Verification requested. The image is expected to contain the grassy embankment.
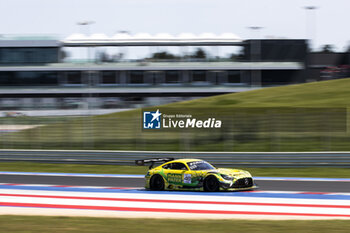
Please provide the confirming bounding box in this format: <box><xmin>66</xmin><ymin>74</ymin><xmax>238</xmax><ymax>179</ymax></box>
<box><xmin>0</xmin><ymin>216</ymin><xmax>350</xmax><ymax>233</ymax></box>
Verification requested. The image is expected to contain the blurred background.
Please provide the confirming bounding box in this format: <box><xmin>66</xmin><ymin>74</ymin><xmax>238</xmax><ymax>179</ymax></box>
<box><xmin>0</xmin><ymin>0</ymin><xmax>349</xmax><ymax>151</ymax></box>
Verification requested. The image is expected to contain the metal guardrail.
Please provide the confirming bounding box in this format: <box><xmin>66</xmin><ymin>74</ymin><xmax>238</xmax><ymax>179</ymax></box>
<box><xmin>0</xmin><ymin>150</ymin><xmax>350</xmax><ymax>167</ymax></box>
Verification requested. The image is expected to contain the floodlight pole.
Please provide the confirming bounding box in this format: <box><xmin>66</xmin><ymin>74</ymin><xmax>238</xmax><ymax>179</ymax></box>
<box><xmin>77</xmin><ymin>21</ymin><xmax>95</xmax><ymax>62</ymax></box>
<box><xmin>247</xmin><ymin>26</ymin><xmax>263</xmax><ymax>39</ymax></box>
<box><xmin>77</xmin><ymin>20</ymin><xmax>95</xmax><ymax>149</ymax></box>
<box><xmin>304</xmin><ymin>6</ymin><xmax>318</xmax><ymax>50</ymax></box>
<box><xmin>77</xmin><ymin>21</ymin><xmax>95</xmax><ymax>35</ymax></box>
<box><xmin>247</xmin><ymin>26</ymin><xmax>263</xmax><ymax>87</ymax></box>
<box><xmin>247</xmin><ymin>26</ymin><xmax>263</xmax><ymax>61</ymax></box>
<box><xmin>116</xmin><ymin>30</ymin><xmax>130</xmax><ymax>60</ymax></box>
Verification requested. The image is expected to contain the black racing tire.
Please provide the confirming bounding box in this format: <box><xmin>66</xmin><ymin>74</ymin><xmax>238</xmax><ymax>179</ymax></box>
<box><xmin>150</xmin><ymin>174</ymin><xmax>165</xmax><ymax>191</ymax></box>
<box><xmin>203</xmin><ymin>175</ymin><xmax>220</xmax><ymax>192</ymax></box>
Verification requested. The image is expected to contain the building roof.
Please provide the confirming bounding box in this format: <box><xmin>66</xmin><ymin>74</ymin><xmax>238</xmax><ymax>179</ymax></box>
<box><xmin>0</xmin><ymin>35</ymin><xmax>60</xmax><ymax>47</ymax></box>
<box><xmin>63</xmin><ymin>33</ymin><xmax>243</xmax><ymax>46</ymax></box>
<box><xmin>0</xmin><ymin>61</ymin><xmax>304</xmax><ymax>71</ymax></box>
<box><xmin>0</xmin><ymin>40</ymin><xmax>60</xmax><ymax>47</ymax></box>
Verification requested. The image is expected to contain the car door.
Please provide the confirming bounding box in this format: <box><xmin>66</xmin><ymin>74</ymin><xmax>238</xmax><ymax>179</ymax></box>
<box><xmin>164</xmin><ymin>162</ymin><xmax>191</xmax><ymax>186</ymax></box>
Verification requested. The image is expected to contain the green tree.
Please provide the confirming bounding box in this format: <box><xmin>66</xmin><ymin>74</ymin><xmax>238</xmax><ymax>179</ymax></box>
<box><xmin>321</xmin><ymin>44</ymin><xmax>335</xmax><ymax>53</ymax></box>
<box><xmin>151</xmin><ymin>51</ymin><xmax>176</xmax><ymax>59</ymax></box>
<box><xmin>192</xmin><ymin>48</ymin><xmax>206</xmax><ymax>59</ymax></box>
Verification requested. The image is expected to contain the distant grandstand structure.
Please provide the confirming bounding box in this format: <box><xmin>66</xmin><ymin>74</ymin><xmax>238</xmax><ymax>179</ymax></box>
<box><xmin>0</xmin><ymin>33</ymin><xmax>346</xmax><ymax>111</ymax></box>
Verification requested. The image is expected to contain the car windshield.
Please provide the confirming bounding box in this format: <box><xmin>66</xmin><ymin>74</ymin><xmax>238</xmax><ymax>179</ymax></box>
<box><xmin>187</xmin><ymin>161</ymin><xmax>215</xmax><ymax>170</ymax></box>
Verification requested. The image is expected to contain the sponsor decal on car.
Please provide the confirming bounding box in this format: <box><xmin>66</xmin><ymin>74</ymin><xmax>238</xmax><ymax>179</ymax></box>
<box><xmin>167</xmin><ymin>173</ymin><xmax>182</xmax><ymax>183</ymax></box>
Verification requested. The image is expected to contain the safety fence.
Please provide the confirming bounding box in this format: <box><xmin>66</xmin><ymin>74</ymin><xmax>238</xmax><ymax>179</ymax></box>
<box><xmin>1</xmin><ymin>150</ymin><xmax>350</xmax><ymax>167</ymax></box>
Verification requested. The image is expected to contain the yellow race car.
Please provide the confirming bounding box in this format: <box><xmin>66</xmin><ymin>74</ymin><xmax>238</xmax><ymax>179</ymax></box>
<box><xmin>135</xmin><ymin>158</ymin><xmax>257</xmax><ymax>192</ymax></box>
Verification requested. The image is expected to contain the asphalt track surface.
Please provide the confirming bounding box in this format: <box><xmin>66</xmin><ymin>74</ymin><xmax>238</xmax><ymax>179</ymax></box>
<box><xmin>1</xmin><ymin>174</ymin><xmax>350</xmax><ymax>192</ymax></box>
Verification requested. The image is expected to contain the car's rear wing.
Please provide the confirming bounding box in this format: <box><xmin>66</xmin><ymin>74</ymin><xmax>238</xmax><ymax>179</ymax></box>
<box><xmin>135</xmin><ymin>158</ymin><xmax>174</xmax><ymax>169</ymax></box>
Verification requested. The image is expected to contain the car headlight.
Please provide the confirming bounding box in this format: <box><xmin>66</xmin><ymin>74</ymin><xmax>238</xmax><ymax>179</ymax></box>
<box><xmin>221</xmin><ymin>174</ymin><xmax>233</xmax><ymax>181</ymax></box>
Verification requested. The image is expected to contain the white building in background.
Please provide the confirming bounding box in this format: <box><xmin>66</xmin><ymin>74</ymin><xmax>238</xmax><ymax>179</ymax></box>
<box><xmin>0</xmin><ymin>33</ymin><xmax>307</xmax><ymax>111</ymax></box>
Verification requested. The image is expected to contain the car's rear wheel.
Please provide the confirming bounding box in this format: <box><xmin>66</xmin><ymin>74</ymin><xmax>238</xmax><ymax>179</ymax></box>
<box><xmin>150</xmin><ymin>175</ymin><xmax>165</xmax><ymax>191</ymax></box>
<box><xmin>204</xmin><ymin>175</ymin><xmax>219</xmax><ymax>192</ymax></box>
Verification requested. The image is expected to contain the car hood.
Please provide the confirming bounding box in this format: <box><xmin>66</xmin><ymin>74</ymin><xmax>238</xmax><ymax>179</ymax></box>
<box><xmin>208</xmin><ymin>168</ymin><xmax>252</xmax><ymax>177</ymax></box>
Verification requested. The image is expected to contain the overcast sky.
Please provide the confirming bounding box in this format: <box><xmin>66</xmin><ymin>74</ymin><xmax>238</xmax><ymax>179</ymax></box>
<box><xmin>0</xmin><ymin>0</ymin><xmax>349</xmax><ymax>55</ymax></box>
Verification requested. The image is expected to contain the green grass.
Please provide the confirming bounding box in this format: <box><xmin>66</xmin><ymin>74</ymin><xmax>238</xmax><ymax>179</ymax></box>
<box><xmin>174</xmin><ymin>78</ymin><xmax>350</xmax><ymax>108</ymax></box>
<box><xmin>0</xmin><ymin>216</ymin><xmax>350</xmax><ymax>233</ymax></box>
<box><xmin>1</xmin><ymin>162</ymin><xmax>350</xmax><ymax>178</ymax></box>
<box><xmin>2</xmin><ymin>78</ymin><xmax>350</xmax><ymax>151</ymax></box>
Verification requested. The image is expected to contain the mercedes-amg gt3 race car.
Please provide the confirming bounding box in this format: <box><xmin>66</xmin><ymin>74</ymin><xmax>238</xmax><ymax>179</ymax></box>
<box><xmin>135</xmin><ymin>158</ymin><xmax>257</xmax><ymax>192</ymax></box>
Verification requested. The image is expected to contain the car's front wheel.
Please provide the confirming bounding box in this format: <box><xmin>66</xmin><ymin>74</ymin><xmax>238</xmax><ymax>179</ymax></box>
<box><xmin>204</xmin><ymin>175</ymin><xmax>219</xmax><ymax>192</ymax></box>
<box><xmin>149</xmin><ymin>175</ymin><xmax>165</xmax><ymax>191</ymax></box>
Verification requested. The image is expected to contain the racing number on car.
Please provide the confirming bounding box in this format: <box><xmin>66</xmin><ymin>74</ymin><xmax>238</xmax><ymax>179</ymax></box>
<box><xmin>183</xmin><ymin>174</ymin><xmax>191</xmax><ymax>184</ymax></box>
